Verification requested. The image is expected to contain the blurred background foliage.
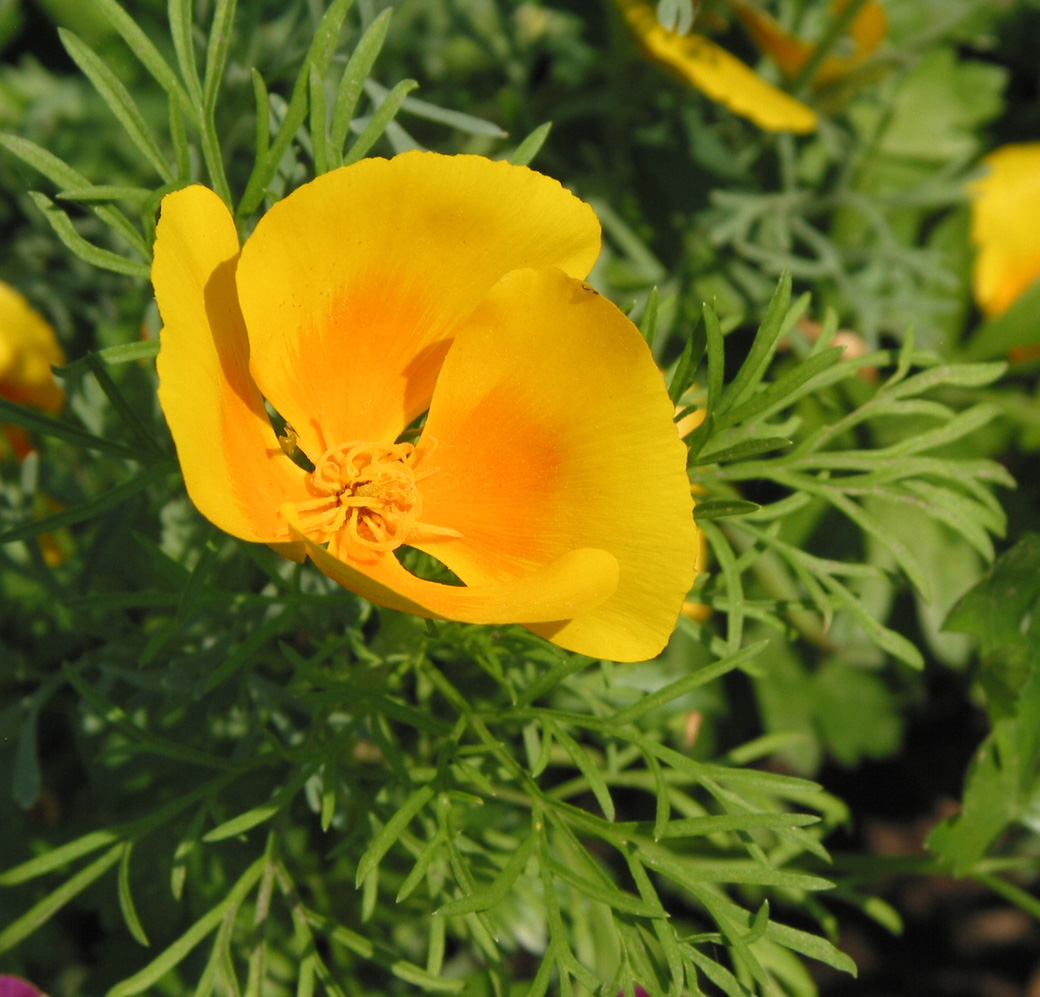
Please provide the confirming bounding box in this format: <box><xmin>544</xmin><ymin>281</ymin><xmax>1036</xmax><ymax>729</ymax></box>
<box><xmin>1</xmin><ymin>0</ymin><xmax>1040</xmax><ymax>994</ymax></box>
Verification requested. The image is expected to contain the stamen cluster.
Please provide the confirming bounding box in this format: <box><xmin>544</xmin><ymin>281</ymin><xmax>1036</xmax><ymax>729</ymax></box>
<box><xmin>289</xmin><ymin>441</ymin><xmax>421</xmax><ymax>560</ymax></box>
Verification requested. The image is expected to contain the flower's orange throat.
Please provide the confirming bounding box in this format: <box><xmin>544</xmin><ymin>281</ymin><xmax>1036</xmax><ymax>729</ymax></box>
<box><xmin>280</xmin><ymin>439</ymin><xmax>457</xmax><ymax>562</ymax></box>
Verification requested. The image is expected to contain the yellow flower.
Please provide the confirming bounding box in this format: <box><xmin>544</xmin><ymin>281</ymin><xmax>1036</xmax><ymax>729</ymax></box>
<box><xmin>969</xmin><ymin>143</ymin><xmax>1040</xmax><ymax>319</ymax></box>
<box><xmin>152</xmin><ymin>152</ymin><xmax>699</xmax><ymax>661</ymax></box>
<box><xmin>731</xmin><ymin>0</ymin><xmax>887</xmax><ymax>89</ymax></box>
<box><xmin>616</xmin><ymin>0</ymin><xmax>887</xmax><ymax>133</ymax></box>
<box><xmin>0</xmin><ymin>281</ymin><xmax>65</xmax><ymax>459</ymax></box>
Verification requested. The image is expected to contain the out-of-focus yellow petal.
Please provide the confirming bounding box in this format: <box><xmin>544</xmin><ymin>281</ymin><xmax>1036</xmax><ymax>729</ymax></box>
<box><xmin>0</xmin><ymin>281</ymin><xmax>64</xmax><ymax>413</ymax></box>
<box><xmin>732</xmin><ymin>0</ymin><xmax>887</xmax><ymax>87</ymax></box>
<box><xmin>153</xmin><ymin>185</ymin><xmax>313</xmax><ymax>541</ymax></box>
<box><xmin>235</xmin><ymin>152</ymin><xmax>602</xmax><ymax>460</ymax></box>
<box><xmin>969</xmin><ymin>143</ymin><xmax>1040</xmax><ymax>318</ymax></box>
<box><xmin>676</xmin><ymin>404</ymin><xmax>706</xmax><ymax>441</ymax></box>
<box><xmin>617</xmin><ymin>0</ymin><xmax>817</xmax><ymax>133</ymax></box>
<box><xmin>410</xmin><ymin>268</ymin><xmax>699</xmax><ymax>662</ymax></box>
<box><xmin>291</xmin><ymin>521</ymin><xmax>619</xmax><ymax>625</ymax></box>
<box><xmin>680</xmin><ymin>521</ymin><xmax>711</xmax><ymax>623</ymax></box>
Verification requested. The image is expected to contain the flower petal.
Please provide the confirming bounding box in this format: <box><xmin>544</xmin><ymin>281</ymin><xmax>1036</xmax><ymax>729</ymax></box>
<box><xmin>290</xmin><ymin>521</ymin><xmax>619</xmax><ymax>625</ymax></box>
<box><xmin>617</xmin><ymin>0</ymin><xmax>817</xmax><ymax>134</ymax></box>
<box><xmin>970</xmin><ymin>143</ymin><xmax>1040</xmax><ymax>318</ymax></box>
<box><xmin>235</xmin><ymin>151</ymin><xmax>602</xmax><ymax>459</ymax></box>
<box><xmin>153</xmin><ymin>185</ymin><xmax>313</xmax><ymax>541</ymax></box>
<box><xmin>0</xmin><ymin>281</ymin><xmax>64</xmax><ymax>412</ymax></box>
<box><xmin>732</xmin><ymin>0</ymin><xmax>887</xmax><ymax>88</ymax></box>
<box><xmin>410</xmin><ymin>268</ymin><xmax>699</xmax><ymax>662</ymax></box>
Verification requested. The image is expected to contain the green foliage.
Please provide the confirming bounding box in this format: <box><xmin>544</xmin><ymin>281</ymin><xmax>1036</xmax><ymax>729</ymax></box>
<box><xmin>929</xmin><ymin>535</ymin><xmax>1040</xmax><ymax>874</ymax></box>
<box><xmin>1</xmin><ymin>0</ymin><xmax>1038</xmax><ymax>994</ymax></box>
<box><xmin>946</xmin><ymin>533</ymin><xmax>1040</xmax><ymax>716</ymax></box>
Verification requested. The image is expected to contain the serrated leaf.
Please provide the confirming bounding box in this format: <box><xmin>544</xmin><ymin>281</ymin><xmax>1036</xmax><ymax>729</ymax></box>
<box><xmin>945</xmin><ymin>533</ymin><xmax>1040</xmax><ymax>717</ymax></box>
<box><xmin>814</xmin><ymin>663</ymin><xmax>903</xmax><ymax>768</ymax></box>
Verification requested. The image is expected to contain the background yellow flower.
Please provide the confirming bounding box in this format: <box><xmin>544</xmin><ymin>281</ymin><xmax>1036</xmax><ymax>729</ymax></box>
<box><xmin>969</xmin><ymin>142</ymin><xmax>1040</xmax><ymax>318</ymax></box>
<box><xmin>0</xmin><ymin>281</ymin><xmax>64</xmax><ymax>414</ymax></box>
<box><xmin>616</xmin><ymin>0</ymin><xmax>887</xmax><ymax>133</ymax></box>
<box><xmin>0</xmin><ymin>280</ymin><xmax>64</xmax><ymax>459</ymax></box>
<box><xmin>617</xmin><ymin>0</ymin><xmax>817</xmax><ymax>132</ymax></box>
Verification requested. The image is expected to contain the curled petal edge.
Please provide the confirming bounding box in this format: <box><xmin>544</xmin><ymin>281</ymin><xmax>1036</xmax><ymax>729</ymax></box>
<box><xmin>288</xmin><ymin>522</ymin><xmax>619</xmax><ymax>626</ymax></box>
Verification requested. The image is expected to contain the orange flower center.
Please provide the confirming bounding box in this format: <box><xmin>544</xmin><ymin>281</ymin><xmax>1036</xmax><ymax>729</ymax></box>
<box><xmin>286</xmin><ymin>441</ymin><xmax>423</xmax><ymax>558</ymax></box>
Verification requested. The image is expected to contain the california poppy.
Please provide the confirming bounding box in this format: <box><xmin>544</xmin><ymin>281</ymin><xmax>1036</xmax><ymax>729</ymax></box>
<box><xmin>617</xmin><ymin>0</ymin><xmax>887</xmax><ymax>133</ymax></box>
<box><xmin>0</xmin><ymin>280</ymin><xmax>64</xmax><ymax>460</ymax></box>
<box><xmin>153</xmin><ymin>153</ymin><xmax>698</xmax><ymax>661</ymax></box>
<box><xmin>969</xmin><ymin>143</ymin><xmax>1040</xmax><ymax>319</ymax></box>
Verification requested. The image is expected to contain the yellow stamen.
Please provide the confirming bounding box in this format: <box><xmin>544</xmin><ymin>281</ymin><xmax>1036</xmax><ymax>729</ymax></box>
<box><xmin>280</xmin><ymin>438</ymin><xmax>458</xmax><ymax>562</ymax></box>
